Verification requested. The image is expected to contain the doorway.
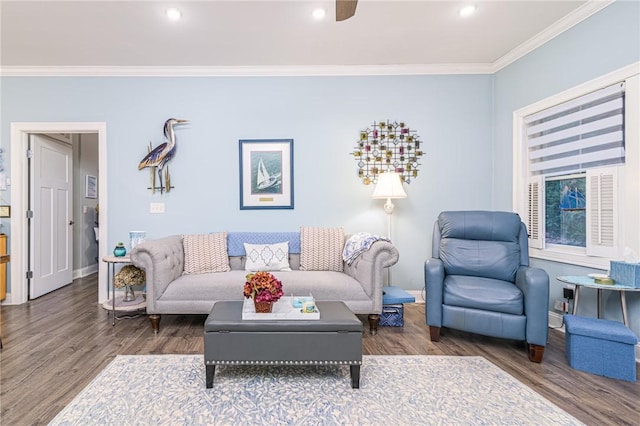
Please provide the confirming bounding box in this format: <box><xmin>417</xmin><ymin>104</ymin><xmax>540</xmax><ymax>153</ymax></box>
<box><xmin>9</xmin><ymin>122</ymin><xmax>108</xmax><ymax>305</ymax></box>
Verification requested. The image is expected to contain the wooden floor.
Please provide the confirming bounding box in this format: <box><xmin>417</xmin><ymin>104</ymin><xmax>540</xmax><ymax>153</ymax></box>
<box><xmin>1</xmin><ymin>275</ymin><xmax>638</xmax><ymax>425</ymax></box>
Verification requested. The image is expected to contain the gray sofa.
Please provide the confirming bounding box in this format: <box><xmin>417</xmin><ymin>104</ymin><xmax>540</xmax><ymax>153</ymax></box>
<box><xmin>130</xmin><ymin>231</ymin><xmax>399</xmax><ymax>334</ymax></box>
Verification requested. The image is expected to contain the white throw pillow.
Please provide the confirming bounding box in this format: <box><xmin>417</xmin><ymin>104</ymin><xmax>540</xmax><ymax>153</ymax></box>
<box><xmin>244</xmin><ymin>242</ymin><xmax>292</xmax><ymax>271</ymax></box>
<box><xmin>299</xmin><ymin>226</ymin><xmax>344</xmax><ymax>272</ymax></box>
<box><xmin>183</xmin><ymin>233</ymin><xmax>230</xmax><ymax>274</ymax></box>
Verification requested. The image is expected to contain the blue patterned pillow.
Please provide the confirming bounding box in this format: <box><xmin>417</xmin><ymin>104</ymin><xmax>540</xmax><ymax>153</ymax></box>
<box><xmin>243</xmin><ymin>242</ymin><xmax>292</xmax><ymax>272</ymax></box>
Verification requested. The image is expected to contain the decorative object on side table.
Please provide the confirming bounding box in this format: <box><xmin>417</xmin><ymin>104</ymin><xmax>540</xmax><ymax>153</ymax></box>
<box><xmin>113</xmin><ymin>242</ymin><xmax>127</xmax><ymax>257</ymax></box>
<box><xmin>138</xmin><ymin>118</ymin><xmax>189</xmax><ymax>194</ymax></box>
<box><xmin>610</xmin><ymin>260</ymin><xmax>640</xmax><ymax>287</ymax></box>
<box><xmin>129</xmin><ymin>231</ymin><xmax>146</xmax><ymax>249</ymax></box>
<box><xmin>243</xmin><ymin>271</ymin><xmax>284</xmax><ymax>313</ymax></box>
<box><xmin>114</xmin><ymin>265</ymin><xmax>146</xmax><ymax>302</ymax></box>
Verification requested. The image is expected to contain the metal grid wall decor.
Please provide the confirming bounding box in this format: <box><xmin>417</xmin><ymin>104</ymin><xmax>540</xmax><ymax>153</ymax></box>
<box><xmin>351</xmin><ymin>120</ymin><xmax>424</xmax><ymax>185</ymax></box>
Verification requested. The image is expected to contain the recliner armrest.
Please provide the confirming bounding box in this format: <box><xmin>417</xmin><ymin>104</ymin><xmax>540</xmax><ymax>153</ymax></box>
<box><xmin>425</xmin><ymin>258</ymin><xmax>445</xmax><ymax>327</ymax></box>
<box><xmin>515</xmin><ymin>266</ymin><xmax>549</xmax><ymax>347</ymax></box>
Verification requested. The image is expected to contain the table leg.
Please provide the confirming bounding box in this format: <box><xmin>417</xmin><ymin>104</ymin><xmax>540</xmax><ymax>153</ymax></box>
<box><xmin>597</xmin><ymin>289</ymin><xmax>602</xmax><ymax>319</ymax></box>
<box><xmin>350</xmin><ymin>365</ymin><xmax>360</xmax><ymax>389</ymax></box>
<box><xmin>572</xmin><ymin>286</ymin><xmax>580</xmax><ymax>315</ymax></box>
<box><xmin>620</xmin><ymin>291</ymin><xmax>629</xmax><ymax>327</ymax></box>
<box><xmin>112</xmin><ymin>263</ymin><xmax>116</xmax><ymax>326</ymax></box>
<box><xmin>206</xmin><ymin>365</ymin><xmax>215</xmax><ymax>388</ymax></box>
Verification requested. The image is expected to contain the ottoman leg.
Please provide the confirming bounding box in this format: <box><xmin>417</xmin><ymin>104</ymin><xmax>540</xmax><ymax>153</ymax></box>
<box><xmin>350</xmin><ymin>365</ymin><xmax>360</xmax><ymax>389</ymax></box>
<box><xmin>206</xmin><ymin>364</ymin><xmax>216</xmax><ymax>388</ymax></box>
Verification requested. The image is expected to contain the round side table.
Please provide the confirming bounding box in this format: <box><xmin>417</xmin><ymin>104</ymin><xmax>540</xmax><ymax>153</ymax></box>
<box><xmin>103</xmin><ymin>255</ymin><xmax>146</xmax><ymax>326</ymax></box>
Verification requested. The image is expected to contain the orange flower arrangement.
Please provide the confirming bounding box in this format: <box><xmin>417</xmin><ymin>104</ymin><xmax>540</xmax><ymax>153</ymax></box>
<box><xmin>243</xmin><ymin>271</ymin><xmax>283</xmax><ymax>303</ymax></box>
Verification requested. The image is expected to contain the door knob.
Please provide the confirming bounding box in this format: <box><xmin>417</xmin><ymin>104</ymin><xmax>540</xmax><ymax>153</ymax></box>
<box><xmin>69</xmin><ymin>220</ymin><xmax>75</xmax><ymax>225</ymax></box>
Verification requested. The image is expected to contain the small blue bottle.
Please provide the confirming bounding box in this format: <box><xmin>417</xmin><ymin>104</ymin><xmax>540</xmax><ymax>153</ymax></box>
<box><xmin>113</xmin><ymin>242</ymin><xmax>127</xmax><ymax>257</ymax></box>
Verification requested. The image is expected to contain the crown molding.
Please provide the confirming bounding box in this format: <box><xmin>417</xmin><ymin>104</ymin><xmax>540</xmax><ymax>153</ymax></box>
<box><xmin>0</xmin><ymin>63</ymin><xmax>495</xmax><ymax>77</ymax></box>
<box><xmin>491</xmin><ymin>0</ymin><xmax>614</xmax><ymax>73</ymax></box>
<box><xmin>0</xmin><ymin>1</ymin><xmax>615</xmax><ymax>78</ymax></box>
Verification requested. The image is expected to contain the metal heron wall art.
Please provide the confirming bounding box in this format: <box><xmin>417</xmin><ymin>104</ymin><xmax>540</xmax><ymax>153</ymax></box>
<box><xmin>138</xmin><ymin>118</ymin><xmax>188</xmax><ymax>193</ymax></box>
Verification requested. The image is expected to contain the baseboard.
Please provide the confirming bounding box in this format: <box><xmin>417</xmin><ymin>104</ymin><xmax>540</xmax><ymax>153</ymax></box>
<box><xmin>407</xmin><ymin>290</ymin><xmax>424</xmax><ymax>303</ymax></box>
<box><xmin>549</xmin><ymin>311</ymin><xmax>565</xmax><ymax>330</ymax></box>
<box><xmin>73</xmin><ymin>263</ymin><xmax>98</xmax><ymax>279</ymax></box>
<box><xmin>0</xmin><ymin>291</ymin><xmax>12</xmax><ymax>305</ymax></box>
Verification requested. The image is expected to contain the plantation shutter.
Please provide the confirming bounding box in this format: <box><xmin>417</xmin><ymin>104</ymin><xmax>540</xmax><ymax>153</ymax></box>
<box><xmin>527</xmin><ymin>176</ymin><xmax>543</xmax><ymax>249</ymax></box>
<box><xmin>586</xmin><ymin>167</ymin><xmax>619</xmax><ymax>258</ymax></box>
<box><xmin>525</xmin><ymin>82</ymin><xmax>625</xmax><ymax>176</ymax></box>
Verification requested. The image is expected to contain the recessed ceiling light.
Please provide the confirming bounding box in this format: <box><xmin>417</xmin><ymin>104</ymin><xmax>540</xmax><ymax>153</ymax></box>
<box><xmin>459</xmin><ymin>5</ymin><xmax>477</xmax><ymax>18</ymax></box>
<box><xmin>312</xmin><ymin>8</ymin><xmax>326</xmax><ymax>20</ymax></box>
<box><xmin>166</xmin><ymin>8</ymin><xmax>182</xmax><ymax>21</ymax></box>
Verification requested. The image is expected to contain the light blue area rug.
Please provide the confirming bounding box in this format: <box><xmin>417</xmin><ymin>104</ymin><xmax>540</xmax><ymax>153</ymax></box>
<box><xmin>50</xmin><ymin>355</ymin><xmax>582</xmax><ymax>425</ymax></box>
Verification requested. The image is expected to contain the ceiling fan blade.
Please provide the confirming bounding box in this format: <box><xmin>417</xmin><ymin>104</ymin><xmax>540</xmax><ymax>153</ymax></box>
<box><xmin>336</xmin><ymin>0</ymin><xmax>358</xmax><ymax>21</ymax></box>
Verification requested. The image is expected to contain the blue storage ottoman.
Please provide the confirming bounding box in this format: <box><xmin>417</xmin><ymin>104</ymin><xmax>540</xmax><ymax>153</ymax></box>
<box><xmin>380</xmin><ymin>286</ymin><xmax>415</xmax><ymax>327</ymax></box>
<box><xmin>564</xmin><ymin>315</ymin><xmax>637</xmax><ymax>382</ymax></box>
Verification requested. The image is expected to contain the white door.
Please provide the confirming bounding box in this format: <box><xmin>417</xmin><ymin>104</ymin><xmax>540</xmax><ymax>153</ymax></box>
<box><xmin>30</xmin><ymin>134</ymin><xmax>73</xmax><ymax>298</ymax></box>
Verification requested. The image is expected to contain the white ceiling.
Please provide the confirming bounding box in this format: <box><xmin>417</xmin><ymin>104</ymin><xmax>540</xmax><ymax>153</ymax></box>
<box><xmin>0</xmin><ymin>0</ymin><xmax>610</xmax><ymax>75</ymax></box>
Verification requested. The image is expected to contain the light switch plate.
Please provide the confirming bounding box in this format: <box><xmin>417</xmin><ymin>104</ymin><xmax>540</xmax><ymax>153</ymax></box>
<box><xmin>150</xmin><ymin>202</ymin><xmax>165</xmax><ymax>214</ymax></box>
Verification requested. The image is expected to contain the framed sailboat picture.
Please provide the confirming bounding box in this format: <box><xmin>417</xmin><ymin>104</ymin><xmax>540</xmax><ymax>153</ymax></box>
<box><xmin>239</xmin><ymin>139</ymin><xmax>294</xmax><ymax>210</ymax></box>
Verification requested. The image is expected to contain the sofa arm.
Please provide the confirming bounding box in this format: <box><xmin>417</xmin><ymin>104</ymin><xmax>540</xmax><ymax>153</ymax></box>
<box><xmin>130</xmin><ymin>235</ymin><xmax>184</xmax><ymax>313</ymax></box>
<box><xmin>515</xmin><ymin>265</ymin><xmax>550</xmax><ymax>347</ymax></box>
<box><xmin>343</xmin><ymin>240</ymin><xmax>399</xmax><ymax>313</ymax></box>
<box><xmin>424</xmin><ymin>258</ymin><xmax>445</xmax><ymax>327</ymax></box>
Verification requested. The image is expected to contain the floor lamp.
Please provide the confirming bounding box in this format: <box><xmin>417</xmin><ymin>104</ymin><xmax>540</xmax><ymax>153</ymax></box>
<box><xmin>372</xmin><ymin>171</ymin><xmax>406</xmax><ymax>286</ymax></box>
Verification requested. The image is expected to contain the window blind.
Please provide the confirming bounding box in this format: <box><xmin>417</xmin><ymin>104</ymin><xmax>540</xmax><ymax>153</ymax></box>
<box><xmin>525</xmin><ymin>82</ymin><xmax>625</xmax><ymax>176</ymax></box>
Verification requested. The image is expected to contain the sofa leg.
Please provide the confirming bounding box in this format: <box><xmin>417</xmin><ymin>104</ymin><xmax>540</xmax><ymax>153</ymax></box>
<box><xmin>368</xmin><ymin>314</ymin><xmax>379</xmax><ymax>335</ymax></box>
<box><xmin>149</xmin><ymin>314</ymin><xmax>161</xmax><ymax>333</ymax></box>
<box><xmin>528</xmin><ymin>344</ymin><xmax>545</xmax><ymax>363</ymax></box>
<box><xmin>429</xmin><ymin>326</ymin><xmax>441</xmax><ymax>342</ymax></box>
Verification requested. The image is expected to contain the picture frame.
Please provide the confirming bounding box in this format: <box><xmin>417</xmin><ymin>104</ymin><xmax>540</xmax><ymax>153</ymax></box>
<box><xmin>85</xmin><ymin>175</ymin><xmax>97</xmax><ymax>199</ymax></box>
<box><xmin>0</xmin><ymin>205</ymin><xmax>10</xmax><ymax>218</ymax></box>
<box><xmin>239</xmin><ymin>139</ymin><xmax>294</xmax><ymax>210</ymax></box>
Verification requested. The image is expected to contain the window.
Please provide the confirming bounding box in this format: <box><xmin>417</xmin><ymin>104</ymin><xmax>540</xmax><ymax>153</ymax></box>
<box><xmin>545</xmin><ymin>174</ymin><xmax>586</xmax><ymax>248</ymax></box>
<box><xmin>514</xmin><ymin>64</ymin><xmax>639</xmax><ymax>269</ymax></box>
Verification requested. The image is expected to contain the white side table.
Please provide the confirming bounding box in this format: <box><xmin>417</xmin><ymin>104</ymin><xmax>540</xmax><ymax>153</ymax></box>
<box><xmin>557</xmin><ymin>275</ymin><xmax>640</xmax><ymax>326</ymax></box>
<box><xmin>103</xmin><ymin>255</ymin><xmax>146</xmax><ymax>326</ymax></box>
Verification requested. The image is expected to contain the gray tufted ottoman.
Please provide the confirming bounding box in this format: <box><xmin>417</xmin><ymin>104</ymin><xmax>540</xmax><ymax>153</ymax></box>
<box><xmin>204</xmin><ymin>301</ymin><xmax>363</xmax><ymax>388</ymax></box>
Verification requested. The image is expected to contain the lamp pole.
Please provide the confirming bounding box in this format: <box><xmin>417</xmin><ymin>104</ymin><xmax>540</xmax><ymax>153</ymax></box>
<box><xmin>372</xmin><ymin>172</ymin><xmax>406</xmax><ymax>287</ymax></box>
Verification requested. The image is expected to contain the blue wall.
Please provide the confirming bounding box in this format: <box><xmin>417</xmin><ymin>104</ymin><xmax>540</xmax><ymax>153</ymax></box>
<box><xmin>493</xmin><ymin>0</ymin><xmax>640</xmax><ymax>335</ymax></box>
<box><xmin>2</xmin><ymin>1</ymin><xmax>638</xmax><ymax>339</ymax></box>
<box><xmin>1</xmin><ymin>74</ymin><xmax>494</xmax><ymax>293</ymax></box>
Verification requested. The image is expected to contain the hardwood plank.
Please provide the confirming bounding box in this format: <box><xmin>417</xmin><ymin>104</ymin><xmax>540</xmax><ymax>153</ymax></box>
<box><xmin>1</xmin><ymin>274</ymin><xmax>638</xmax><ymax>425</ymax></box>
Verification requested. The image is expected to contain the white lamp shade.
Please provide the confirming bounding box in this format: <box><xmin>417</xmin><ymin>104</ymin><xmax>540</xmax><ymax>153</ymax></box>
<box><xmin>372</xmin><ymin>172</ymin><xmax>407</xmax><ymax>199</ymax></box>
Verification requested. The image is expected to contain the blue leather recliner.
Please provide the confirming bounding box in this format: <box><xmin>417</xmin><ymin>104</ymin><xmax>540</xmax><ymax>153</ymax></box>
<box><xmin>425</xmin><ymin>211</ymin><xmax>549</xmax><ymax>362</ymax></box>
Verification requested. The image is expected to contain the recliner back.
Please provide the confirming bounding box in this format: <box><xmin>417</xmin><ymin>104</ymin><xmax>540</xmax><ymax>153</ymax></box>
<box><xmin>435</xmin><ymin>211</ymin><xmax>528</xmax><ymax>283</ymax></box>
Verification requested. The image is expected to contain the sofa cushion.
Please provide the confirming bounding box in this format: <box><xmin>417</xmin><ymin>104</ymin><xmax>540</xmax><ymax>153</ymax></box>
<box><xmin>300</xmin><ymin>227</ymin><xmax>344</xmax><ymax>272</ymax></box>
<box><xmin>162</xmin><ymin>270</ymin><xmax>369</xmax><ymax>302</ymax></box>
<box><xmin>183</xmin><ymin>233</ymin><xmax>230</xmax><ymax>274</ymax></box>
<box><xmin>244</xmin><ymin>242</ymin><xmax>292</xmax><ymax>271</ymax></box>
